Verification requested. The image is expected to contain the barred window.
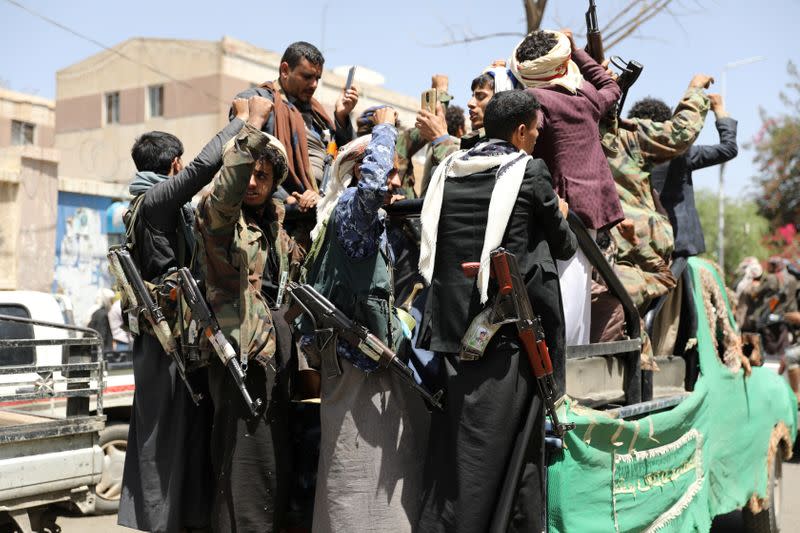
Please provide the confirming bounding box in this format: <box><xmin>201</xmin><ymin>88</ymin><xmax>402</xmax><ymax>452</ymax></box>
<box><xmin>11</xmin><ymin>120</ymin><xmax>35</xmax><ymax>145</ymax></box>
<box><xmin>106</xmin><ymin>92</ymin><xmax>120</xmax><ymax>124</ymax></box>
<box><xmin>148</xmin><ymin>85</ymin><xmax>164</xmax><ymax>118</ymax></box>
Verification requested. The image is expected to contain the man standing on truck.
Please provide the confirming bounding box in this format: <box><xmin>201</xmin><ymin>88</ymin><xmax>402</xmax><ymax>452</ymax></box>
<box><xmin>416</xmin><ymin>90</ymin><xmax>576</xmax><ymax>533</ymax></box>
<box><xmin>117</xmin><ymin>99</ymin><xmax>248</xmax><ymax>533</ymax></box>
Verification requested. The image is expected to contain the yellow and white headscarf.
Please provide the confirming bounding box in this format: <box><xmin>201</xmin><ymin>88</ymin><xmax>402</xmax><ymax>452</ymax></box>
<box><xmin>508</xmin><ymin>30</ymin><xmax>584</xmax><ymax>94</ymax></box>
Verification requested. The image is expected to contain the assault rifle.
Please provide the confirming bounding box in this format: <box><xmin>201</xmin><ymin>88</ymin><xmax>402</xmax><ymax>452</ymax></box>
<box><xmin>107</xmin><ymin>246</ymin><xmax>202</xmax><ymax>404</ymax></box>
<box><xmin>177</xmin><ymin>268</ymin><xmax>263</xmax><ymax>418</ymax></box>
<box><xmin>286</xmin><ymin>282</ymin><xmax>444</xmax><ymax>410</ymax></box>
<box><xmin>585</xmin><ymin>0</ymin><xmax>604</xmax><ymax>63</ymax></box>
<box><xmin>461</xmin><ymin>249</ymin><xmax>573</xmax><ymax>436</ymax></box>
<box><xmin>610</xmin><ymin>56</ymin><xmax>644</xmax><ymax>119</ymax></box>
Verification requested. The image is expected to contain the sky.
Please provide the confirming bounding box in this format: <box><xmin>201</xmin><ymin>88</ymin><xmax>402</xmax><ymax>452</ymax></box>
<box><xmin>1</xmin><ymin>0</ymin><xmax>798</xmax><ymax>200</ymax></box>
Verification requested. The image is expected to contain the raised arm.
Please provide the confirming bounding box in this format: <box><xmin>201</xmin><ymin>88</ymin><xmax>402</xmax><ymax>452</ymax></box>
<box><xmin>200</xmin><ymin>97</ymin><xmax>273</xmax><ymax>234</ymax></box>
<box><xmin>687</xmin><ymin>94</ymin><xmax>738</xmax><ymax>170</ymax></box>
<box><xmin>635</xmin><ymin>77</ymin><xmax>712</xmax><ymax>164</ymax></box>
<box><xmin>334</xmin><ymin>110</ymin><xmax>399</xmax><ymax>259</ymax></box>
<box><xmin>143</xmin><ymin>99</ymin><xmax>248</xmax><ymax>230</ymax></box>
<box><xmin>571</xmin><ymin>47</ymin><xmax>621</xmax><ymax>117</ymax></box>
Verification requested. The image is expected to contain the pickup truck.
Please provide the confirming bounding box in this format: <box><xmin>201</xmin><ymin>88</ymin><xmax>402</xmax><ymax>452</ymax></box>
<box><xmin>0</xmin><ymin>300</ymin><xmax>106</xmax><ymax>532</ymax></box>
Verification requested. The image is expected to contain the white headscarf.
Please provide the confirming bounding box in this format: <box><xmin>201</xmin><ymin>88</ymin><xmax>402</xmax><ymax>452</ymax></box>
<box><xmin>508</xmin><ymin>30</ymin><xmax>584</xmax><ymax>94</ymax></box>
<box><xmin>311</xmin><ymin>134</ymin><xmax>372</xmax><ymax>241</ymax></box>
<box><xmin>419</xmin><ymin>141</ymin><xmax>531</xmax><ymax>303</ymax></box>
<box><xmin>483</xmin><ymin>64</ymin><xmax>518</xmax><ymax>94</ymax></box>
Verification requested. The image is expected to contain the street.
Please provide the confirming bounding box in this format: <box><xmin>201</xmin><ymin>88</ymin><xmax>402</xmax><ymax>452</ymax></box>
<box><xmin>46</xmin><ymin>458</ymin><xmax>800</xmax><ymax>532</ymax></box>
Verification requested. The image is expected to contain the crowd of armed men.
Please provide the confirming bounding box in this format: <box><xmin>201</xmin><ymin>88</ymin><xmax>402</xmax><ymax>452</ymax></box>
<box><xmin>110</xmin><ymin>25</ymin><xmax>739</xmax><ymax>533</ymax></box>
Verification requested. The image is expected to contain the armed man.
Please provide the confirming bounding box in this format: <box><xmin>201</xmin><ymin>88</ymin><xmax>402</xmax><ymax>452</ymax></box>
<box><xmin>117</xmin><ymin>99</ymin><xmax>248</xmax><ymax>533</ymax></box>
<box><xmin>416</xmin><ymin>90</ymin><xmax>576</xmax><ymax>533</ymax></box>
<box><xmin>296</xmin><ymin>106</ymin><xmax>430</xmax><ymax>532</ymax></box>
<box><xmin>194</xmin><ymin>95</ymin><xmax>302</xmax><ymax>532</ymax></box>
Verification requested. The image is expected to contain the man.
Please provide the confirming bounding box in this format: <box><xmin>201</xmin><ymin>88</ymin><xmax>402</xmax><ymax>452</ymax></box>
<box><xmin>301</xmin><ymin>107</ymin><xmax>429</xmax><ymax>532</ymax></box>
<box><xmin>118</xmin><ymin>99</ymin><xmax>247</xmax><ymax>533</ymax></box>
<box><xmin>233</xmin><ymin>41</ymin><xmax>357</xmax><ymax>197</ymax></box>
<box><xmin>651</xmin><ymin>93</ymin><xmax>738</xmax><ymax>258</ymax></box>
<box><xmin>600</xmin><ymin>77</ymin><xmax>713</xmax><ymax>361</ymax></box>
<box><xmin>195</xmin><ymin>96</ymin><xmax>298</xmax><ymax>532</ymax></box>
<box><xmin>416</xmin><ymin>90</ymin><xmax>576</xmax><ymax>533</ymax></box>
<box><xmin>445</xmin><ymin>105</ymin><xmax>466</xmax><ymax>138</ymax></box>
<box><xmin>509</xmin><ymin>28</ymin><xmax>622</xmax><ymax>346</ymax></box>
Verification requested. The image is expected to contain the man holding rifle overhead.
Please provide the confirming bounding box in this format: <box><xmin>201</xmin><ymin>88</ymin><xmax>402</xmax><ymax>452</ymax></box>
<box><xmin>416</xmin><ymin>90</ymin><xmax>576</xmax><ymax>533</ymax></box>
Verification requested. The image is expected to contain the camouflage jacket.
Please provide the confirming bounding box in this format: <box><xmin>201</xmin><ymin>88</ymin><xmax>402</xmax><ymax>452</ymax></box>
<box><xmin>602</xmin><ymin>88</ymin><xmax>710</xmax><ymax>308</ymax></box>
<box><xmin>195</xmin><ymin>124</ymin><xmax>292</xmax><ymax>364</ymax></box>
<box><xmin>395</xmin><ymin>126</ymin><xmax>458</xmax><ymax>198</ymax></box>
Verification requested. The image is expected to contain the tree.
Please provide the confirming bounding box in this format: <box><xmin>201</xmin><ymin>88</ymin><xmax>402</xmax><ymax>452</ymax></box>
<box><xmin>423</xmin><ymin>0</ymin><xmax>679</xmax><ymax>50</ymax></box>
<box><xmin>752</xmin><ymin>61</ymin><xmax>800</xmax><ymax>227</ymax></box>
<box><xmin>695</xmin><ymin>189</ymin><xmax>771</xmax><ymax>283</ymax></box>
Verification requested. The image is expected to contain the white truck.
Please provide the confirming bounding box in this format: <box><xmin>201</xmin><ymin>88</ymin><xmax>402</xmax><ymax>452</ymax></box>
<box><xmin>0</xmin><ymin>291</ymin><xmax>129</xmax><ymax>531</ymax></box>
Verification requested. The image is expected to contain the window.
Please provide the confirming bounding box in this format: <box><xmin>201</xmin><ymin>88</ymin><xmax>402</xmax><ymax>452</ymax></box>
<box><xmin>106</xmin><ymin>91</ymin><xmax>120</xmax><ymax>124</ymax></box>
<box><xmin>148</xmin><ymin>85</ymin><xmax>164</xmax><ymax>118</ymax></box>
<box><xmin>0</xmin><ymin>304</ymin><xmax>35</xmax><ymax>366</ymax></box>
<box><xmin>11</xmin><ymin>120</ymin><xmax>35</xmax><ymax>145</ymax></box>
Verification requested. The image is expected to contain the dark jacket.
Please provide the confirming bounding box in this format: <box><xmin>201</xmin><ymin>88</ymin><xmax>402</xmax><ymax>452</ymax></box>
<box><xmin>651</xmin><ymin>117</ymin><xmax>738</xmax><ymax>256</ymax></box>
<box><xmin>131</xmin><ymin>118</ymin><xmax>245</xmax><ymax>282</ymax></box>
<box><xmin>417</xmin><ymin>154</ymin><xmax>577</xmax><ymax>384</ymax></box>
<box><xmin>531</xmin><ymin>48</ymin><xmax>624</xmax><ymax>231</ymax></box>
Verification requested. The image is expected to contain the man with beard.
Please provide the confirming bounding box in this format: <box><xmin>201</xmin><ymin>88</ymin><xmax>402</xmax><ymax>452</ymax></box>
<box><xmin>416</xmin><ymin>89</ymin><xmax>576</xmax><ymax>533</ymax></box>
<box><xmin>234</xmin><ymin>41</ymin><xmax>357</xmax><ymax>209</ymax></box>
<box><xmin>194</xmin><ymin>95</ymin><xmax>299</xmax><ymax>532</ymax></box>
<box><xmin>118</xmin><ymin>98</ymin><xmax>247</xmax><ymax>533</ymax></box>
<box><xmin>300</xmin><ymin>107</ymin><xmax>430</xmax><ymax>532</ymax></box>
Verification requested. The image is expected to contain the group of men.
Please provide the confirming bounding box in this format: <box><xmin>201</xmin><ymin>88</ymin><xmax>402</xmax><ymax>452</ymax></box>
<box><xmin>113</xmin><ymin>28</ymin><xmax>737</xmax><ymax>533</ymax></box>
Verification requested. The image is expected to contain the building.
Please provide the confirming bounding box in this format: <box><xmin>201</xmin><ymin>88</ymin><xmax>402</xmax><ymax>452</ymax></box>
<box><xmin>0</xmin><ymin>88</ymin><xmax>59</xmax><ymax>292</ymax></box>
<box><xmin>50</xmin><ymin>36</ymin><xmax>420</xmax><ymax>320</ymax></box>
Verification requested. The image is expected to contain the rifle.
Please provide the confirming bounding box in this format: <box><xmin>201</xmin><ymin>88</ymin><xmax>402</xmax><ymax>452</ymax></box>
<box><xmin>176</xmin><ymin>268</ymin><xmax>263</xmax><ymax>418</ymax></box>
<box><xmin>107</xmin><ymin>246</ymin><xmax>202</xmax><ymax>404</ymax></box>
<box><xmin>286</xmin><ymin>281</ymin><xmax>444</xmax><ymax>410</ymax></box>
<box><xmin>585</xmin><ymin>0</ymin><xmax>604</xmax><ymax>63</ymax></box>
<box><xmin>610</xmin><ymin>56</ymin><xmax>644</xmax><ymax>119</ymax></box>
<box><xmin>460</xmin><ymin>249</ymin><xmax>573</xmax><ymax>436</ymax></box>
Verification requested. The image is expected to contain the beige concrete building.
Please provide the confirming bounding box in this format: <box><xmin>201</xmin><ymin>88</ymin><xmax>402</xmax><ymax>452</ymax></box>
<box><xmin>0</xmin><ymin>88</ymin><xmax>59</xmax><ymax>291</ymax></box>
<box><xmin>55</xmin><ymin>36</ymin><xmax>420</xmax><ymax>188</ymax></box>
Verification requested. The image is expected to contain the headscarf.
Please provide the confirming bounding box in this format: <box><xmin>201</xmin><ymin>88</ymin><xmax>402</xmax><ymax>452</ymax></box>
<box><xmin>482</xmin><ymin>63</ymin><xmax>519</xmax><ymax>94</ymax></box>
<box><xmin>508</xmin><ymin>30</ymin><xmax>584</xmax><ymax>94</ymax></box>
<box><xmin>311</xmin><ymin>134</ymin><xmax>372</xmax><ymax>241</ymax></box>
<box><xmin>356</xmin><ymin>106</ymin><xmax>388</xmax><ymax>135</ymax></box>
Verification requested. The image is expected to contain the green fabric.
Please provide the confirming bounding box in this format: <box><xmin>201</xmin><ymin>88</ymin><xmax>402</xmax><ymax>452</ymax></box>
<box><xmin>548</xmin><ymin>257</ymin><xmax>797</xmax><ymax>532</ymax></box>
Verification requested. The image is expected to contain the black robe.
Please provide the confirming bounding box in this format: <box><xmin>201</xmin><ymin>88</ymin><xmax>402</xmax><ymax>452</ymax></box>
<box><xmin>117</xmin><ymin>118</ymin><xmax>243</xmax><ymax>533</ymax></box>
<box><xmin>416</xmin><ymin>152</ymin><xmax>576</xmax><ymax>533</ymax></box>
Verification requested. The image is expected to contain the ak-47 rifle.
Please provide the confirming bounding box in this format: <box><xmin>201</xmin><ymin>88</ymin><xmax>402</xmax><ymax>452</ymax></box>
<box><xmin>107</xmin><ymin>246</ymin><xmax>202</xmax><ymax>404</ymax></box>
<box><xmin>286</xmin><ymin>282</ymin><xmax>444</xmax><ymax>410</ymax></box>
<box><xmin>460</xmin><ymin>249</ymin><xmax>573</xmax><ymax>436</ymax></box>
<box><xmin>585</xmin><ymin>0</ymin><xmax>604</xmax><ymax>63</ymax></box>
<box><xmin>177</xmin><ymin>268</ymin><xmax>263</xmax><ymax>418</ymax></box>
<box><xmin>610</xmin><ymin>56</ymin><xmax>644</xmax><ymax>119</ymax></box>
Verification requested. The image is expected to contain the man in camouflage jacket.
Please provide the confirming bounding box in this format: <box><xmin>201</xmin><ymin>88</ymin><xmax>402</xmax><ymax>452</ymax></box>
<box><xmin>194</xmin><ymin>95</ymin><xmax>297</xmax><ymax>532</ymax></box>
<box><xmin>602</xmin><ymin>74</ymin><xmax>712</xmax><ymax>312</ymax></box>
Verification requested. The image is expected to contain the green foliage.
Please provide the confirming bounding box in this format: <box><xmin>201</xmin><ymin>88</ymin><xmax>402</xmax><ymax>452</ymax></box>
<box><xmin>752</xmin><ymin>61</ymin><xmax>800</xmax><ymax>226</ymax></box>
<box><xmin>694</xmin><ymin>189</ymin><xmax>770</xmax><ymax>281</ymax></box>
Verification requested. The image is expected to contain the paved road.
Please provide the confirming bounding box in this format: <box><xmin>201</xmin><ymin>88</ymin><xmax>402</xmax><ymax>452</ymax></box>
<box><xmin>43</xmin><ymin>457</ymin><xmax>800</xmax><ymax>532</ymax></box>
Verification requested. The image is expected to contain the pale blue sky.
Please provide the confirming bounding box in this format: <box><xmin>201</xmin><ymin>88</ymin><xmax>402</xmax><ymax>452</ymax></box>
<box><xmin>2</xmin><ymin>0</ymin><xmax>798</xmax><ymax>199</ymax></box>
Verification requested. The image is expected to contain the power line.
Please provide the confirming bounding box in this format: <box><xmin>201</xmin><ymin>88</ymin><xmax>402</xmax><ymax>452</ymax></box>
<box><xmin>3</xmin><ymin>0</ymin><xmax>226</xmax><ymax>105</ymax></box>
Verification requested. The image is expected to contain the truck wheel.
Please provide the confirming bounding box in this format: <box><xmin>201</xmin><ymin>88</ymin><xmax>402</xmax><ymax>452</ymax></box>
<box><xmin>743</xmin><ymin>449</ymin><xmax>783</xmax><ymax>532</ymax></box>
<box><xmin>94</xmin><ymin>423</ymin><xmax>129</xmax><ymax>514</ymax></box>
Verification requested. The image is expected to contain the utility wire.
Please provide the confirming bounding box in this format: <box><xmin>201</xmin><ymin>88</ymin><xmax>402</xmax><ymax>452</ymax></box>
<box><xmin>3</xmin><ymin>0</ymin><xmax>226</xmax><ymax>105</ymax></box>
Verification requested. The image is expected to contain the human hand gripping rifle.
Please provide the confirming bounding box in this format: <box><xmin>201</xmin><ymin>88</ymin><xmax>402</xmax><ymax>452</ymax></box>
<box><xmin>461</xmin><ymin>249</ymin><xmax>574</xmax><ymax>436</ymax></box>
<box><xmin>107</xmin><ymin>246</ymin><xmax>202</xmax><ymax>404</ymax></box>
<box><xmin>176</xmin><ymin>268</ymin><xmax>263</xmax><ymax>418</ymax></box>
<box><xmin>285</xmin><ymin>282</ymin><xmax>444</xmax><ymax>410</ymax></box>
